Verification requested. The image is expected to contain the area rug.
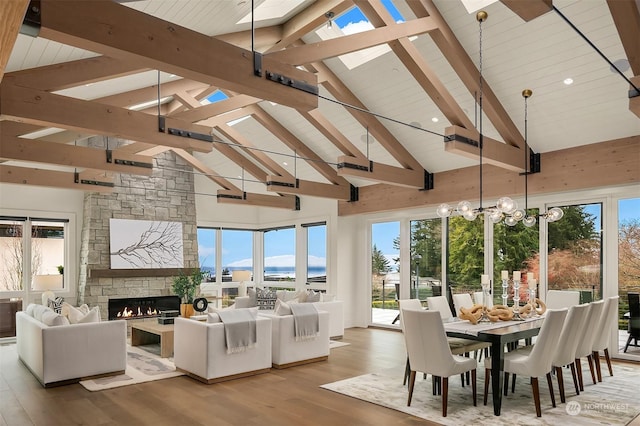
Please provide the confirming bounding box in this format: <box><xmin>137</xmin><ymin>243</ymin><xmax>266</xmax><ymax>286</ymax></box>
<box><xmin>321</xmin><ymin>363</ymin><xmax>640</xmax><ymax>425</ymax></box>
<box><xmin>79</xmin><ymin>345</ymin><xmax>184</xmax><ymax>391</ymax></box>
<box><xmin>329</xmin><ymin>340</ymin><xmax>350</xmax><ymax>349</ymax></box>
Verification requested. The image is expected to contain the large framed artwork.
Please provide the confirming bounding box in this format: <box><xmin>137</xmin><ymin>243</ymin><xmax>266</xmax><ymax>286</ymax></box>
<box><xmin>109</xmin><ymin>219</ymin><xmax>184</xmax><ymax>269</ymax></box>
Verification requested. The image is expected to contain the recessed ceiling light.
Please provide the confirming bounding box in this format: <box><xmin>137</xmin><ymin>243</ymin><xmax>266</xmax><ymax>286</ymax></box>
<box><xmin>563</xmin><ymin>78</ymin><xmax>574</xmax><ymax>85</ymax></box>
<box><xmin>431</xmin><ymin>117</ymin><xmax>439</xmax><ymax>123</ymax></box>
<box><xmin>282</xmin><ymin>162</ymin><xmax>288</xmax><ymax>166</ymax></box>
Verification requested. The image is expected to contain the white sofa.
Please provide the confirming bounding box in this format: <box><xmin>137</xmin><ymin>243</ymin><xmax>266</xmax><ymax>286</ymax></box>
<box><xmin>16</xmin><ymin>309</ymin><xmax>127</xmax><ymax>387</ymax></box>
<box><xmin>235</xmin><ymin>295</ymin><xmax>344</xmax><ymax>339</ymax></box>
<box><xmin>259</xmin><ymin>310</ymin><xmax>329</xmax><ymax>369</ymax></box>
<box><xmin>173</xmin><ymin>316</ymin><xmax>272</xmax><ymax>384</ymax></box>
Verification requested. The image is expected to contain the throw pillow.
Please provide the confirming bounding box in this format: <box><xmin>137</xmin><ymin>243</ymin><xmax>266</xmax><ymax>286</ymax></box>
<box><xmin>77</xmin><ymin>306</ymin><xmax>101</xmax><ymax>324</ymax></box>
<box><xmin>207</xmin><ymin>304</ymin><xmax>235</xmax><ymax>313</ymax></box>
<box><xmin>41</xmin><ymin>310</ymin><xmax>70</xmax><ymax>327</ymax></box>
<box><xmin>234</xmin><ymin>297</ymin><xmax>253</xmax><ymax>309</ymax></box>
<box><xmin>47</xmin><ymin>296</ymin><xmax>65</xmax><ymax>314</ymax></box>
<box><xmin>255</xmin><ymin>288</ymin><xmax>277</xmax><ymax>310</ymax></box>
<box><xmin>320</xmin><ymin>293</ymin><xmax>336</xmax><ymax>302</ymax></box>
<box><xmin>63</xmin><ymin>303</ymin><xmax>90</xmax><ymax>324</ymax></box>
<box><xmin>32</xmin><ymin>304</ymin><xmax>52</xmax><ymax>322</ymax></box>
<box><xmin>274</xmin><ymin>299</ymin><xmax>292</xmax><ymax>316</ymax></box>
<box><xmin>26</xmin><ymin>303</ymin><xmax>37</xmax><ymax>317</ymax></box>
<box><xmin>305</xmin><ymin>290</ymin><xmax>321</xmax><ymax>303</ymax></box>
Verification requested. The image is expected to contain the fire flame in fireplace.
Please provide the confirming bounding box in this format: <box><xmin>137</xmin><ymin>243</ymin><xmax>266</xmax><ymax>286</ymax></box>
<box><xmin>116</xmin><ymin>306</ymin><xmax>159</xmax><ymax>318</ymax></box>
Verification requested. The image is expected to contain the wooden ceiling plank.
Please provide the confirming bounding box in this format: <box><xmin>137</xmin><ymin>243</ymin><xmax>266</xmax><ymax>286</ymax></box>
<box><xmin>500</xmin><ymin>0</ymin><xmax>553</xmax><ymax>22</ymax></box>
<box><xmin>0</xmin><ymin>83</ymin><xmax>213</xmax><ymax>152</ymax></box>
<box><xmin>172</xmin><ymin>94</ymin><xmax>261</xmax><ymax>122</ymax></box>
<box><xmin>216</xmin><ymin>123</ymin><xmax>292</xmax><ymax>178</ymax></box>
<box><xmin>172</xmin><ymin>148</ymin><xmax>239</xmax><ymax>191</ymax></box>
<box><xmin>37</xmin><ymin>0</ymin><xmax>318</xmax><ymax>111</ymax></box>
<box><xmin>606</xmin><ymin>0</ymin><xmax>640</xmax><ymax>76</ymax></box>
<box><xmin>0</xmin><ymin>129</ymin><xmax>153</xmax><ymax>176</ymax></box>
<box><xmin>217</xmin><ymin>189</ymin><xmax>298</xmax><ymax>210</ymax></box>
<box><xmin>0</xmin><ymin>164</ymin><xmax>114</xmax><ymax>193</ymax></box>
<box><xmin>266</xmin><ymin>17</ymin><xmax>438</xmax><ymax>66</ymax></box>
<box><xmin>266</xmin><ymin>177</ymin><xmax>351</xmax><ymax>200</ymax></box>
<box><xmin>0</xmin><ymin>0</ymin><xmax>29</xmax><ymax>82</ymax></box>
<box><xmin>410</xmin><ymin>0</ymin><xmax>525</xmax><ymax>149</ymax></box>
<box><xmin>5</xmin><ymin>56</ymin><xmax>146</xmax><ymax>91</ymax></box>
<box><xmin>302</xmin><ymin>109</ymin><xmax>365</xmax><ymax>159</ymax></box>
<box><xmin>336</xmin><ymin>157</ymin><xmax>426</xmax><ymax>188</ymax></box>
<box><xmin>248</xmin><ymin>105</ymin><xmax>350</xmax><ymax>186</ymax></box>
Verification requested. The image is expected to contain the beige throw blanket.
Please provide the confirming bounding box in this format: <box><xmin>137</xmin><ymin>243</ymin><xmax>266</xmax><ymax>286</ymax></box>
<box><xmin>218</xmin><ymin>309</ymin><xmax>257</xmax><ymax>354</ymax></box>
<box><xmin>290</xmin><ymin>303</ymin><xmax>320</xmax><ymax>341</ymax></box>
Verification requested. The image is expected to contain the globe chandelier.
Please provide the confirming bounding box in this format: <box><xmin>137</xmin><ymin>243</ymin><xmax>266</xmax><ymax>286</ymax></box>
<box><xmin>436</xmin><ymin>11</ymin><xmax>519</xmax><ymax>224</ymax></box>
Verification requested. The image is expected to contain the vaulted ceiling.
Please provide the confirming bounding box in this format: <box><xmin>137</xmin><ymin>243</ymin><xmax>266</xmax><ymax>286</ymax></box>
<box><xmin>1</xmin><ymin>0</ymin><xmax>639</xmax><ymax>211</ymax></box>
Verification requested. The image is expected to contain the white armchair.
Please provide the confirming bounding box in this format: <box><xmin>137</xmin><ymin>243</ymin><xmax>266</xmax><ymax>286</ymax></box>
<box><xmin>173</xmin><ymin>316</ymin><xmax>272</xmax><ymax>384</ymax></box>
<box><xmin>259</xmin><ymin>310</ymin><xmax>330</xmax><ymax>368</ymax></box>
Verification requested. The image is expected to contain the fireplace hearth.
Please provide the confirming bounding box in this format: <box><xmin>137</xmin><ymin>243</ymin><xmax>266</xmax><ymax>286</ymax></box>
<box><xmin>108</xmin><ymin>296</ymin><xmax>181</xmax><ymax>320</ymax></box>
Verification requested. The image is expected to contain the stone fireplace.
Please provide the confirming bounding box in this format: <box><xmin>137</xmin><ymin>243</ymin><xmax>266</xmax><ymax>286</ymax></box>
<box><xmin>78</xmin><ymin>137</ymin><xmax>199</xmax><ymax>320</ymax></box>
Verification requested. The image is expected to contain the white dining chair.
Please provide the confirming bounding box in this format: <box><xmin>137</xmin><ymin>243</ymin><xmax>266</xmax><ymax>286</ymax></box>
<box><xmin>483</xmin><ymin>308</ymin><xmax>568</xmax><ymax>417</ymax></box>
<box><xmin>545</xmin><ymin>290</ymin><xmax>580</xmax><ymax>309</ymax></box>
<box><xmin>452</xmin><ymin>293</ymin><xmax>474</xmax><ymax>317</ymax></box>
<box><xmin>574</xmin><ymin>299</ymin><xmax>605</xmax><ymax>390</ymax></box>
<box><xmin>427</xmin><ymin>296</ymin><xmax>454</xmax><ymax>320</ymax></box>
<box><xmin>402</xmin><ymin>308</ymin><xmax>477</xmax><ymax>417</ymax></box>
<box><xmin>398</xmin><ymin>299</ymin><xmax>423</xmax><ymax>386</ymax></box>
<box><xmin>591</xmin><ymin>296</ymin><xmax>619</xmax><ymax>381</ymax></box>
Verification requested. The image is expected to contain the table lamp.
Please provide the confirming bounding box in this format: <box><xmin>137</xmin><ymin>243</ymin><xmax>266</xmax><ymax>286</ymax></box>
<box><xmin>33</xmin><ymin>274</ymin><xmax>63</xmax><ymax>305</ymax></box>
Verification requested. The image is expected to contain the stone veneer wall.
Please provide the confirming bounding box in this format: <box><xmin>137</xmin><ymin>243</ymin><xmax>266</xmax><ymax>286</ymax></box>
<box><xmin>78</xmin><ymin>137</ymin><xmax>198</xmax><ymax>319</ymax></box>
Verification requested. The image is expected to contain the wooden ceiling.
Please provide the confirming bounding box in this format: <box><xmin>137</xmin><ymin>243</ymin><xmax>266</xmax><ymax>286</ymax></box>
<box><xmin>0</xmin><ymin>0</ymin><xmax>638</xmax><ymax>211</ymax></box>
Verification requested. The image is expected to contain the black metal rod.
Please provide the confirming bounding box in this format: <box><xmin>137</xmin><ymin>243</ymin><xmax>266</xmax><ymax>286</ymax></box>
<box><xmin>552</xmin><ymin>5</ymin><xmax>639</xmax><ymax>93</ymax></box>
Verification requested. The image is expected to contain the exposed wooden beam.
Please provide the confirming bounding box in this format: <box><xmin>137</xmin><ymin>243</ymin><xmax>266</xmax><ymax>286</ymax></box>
<box><xmin>0</xmin><ymin>83</ymin><xmax>213</xmax><ymax>152</ymax></box>
<box><xmin>0</xmin><ymin>164</ymin><xmax>115</xmax><ymax>192</ymax></box>
<box><xmin>266</xmin><ymin>17</ymin><xmax>437</xmax><ymax>66</ymax></box>
<box><xmin>171</xmin><ymin>90</ymin><xmax>202</xmax><ymax>110</ymax></box>
<box><xmin>4</xmin><ymin>56</ymin><xmax>145</xmax><ymax>91</ymax></box>
<box><xmin>338</xmin><ymin>135</ymin><xmax>640</xmax><ymax>216</ymax></box>
<box><xmin>215</xmin><ymin>26</ymin><xmax>284</xmax><ymax>52</ymax></box>
<box><xmin>607</xmin><ymin>0</ymin><xmax>640</xmax><ymax>76</ymax></box>
<box><xmin>172</xmin><ymin>94</ymin><xmax>261</xmax><ymax>123</ymax></box>
<box><xmin>444</xmin><ymin>125</ymin><xmax>524</xmax><ymax>172</ymax></box>
<box><xmin>264</xmin><ymin>0</ymin><xmax>353</xmax><ymax>54</ymax></box>
<box><xmin>171</xmin><ymin>148</ymin><xmax>239</xmax><ymax>192</ymax></box>
<box><xmin>209</xmin><ymin>140</ymin><xmax>269</xmax><ymax>183</ymax></box>
<box><xmin>410</xmin><ymin>0</ymin><xmax>526</xmax><ymax>150</ymax></box>
<box><xmin>500</xmin><ymin>0</ymin><xmax>552</xmax><ymax>22</ymax></box>
<box><xmin>0</xmin><ymin>127</ymin><xmax>153</xmax><ymax>175</ymax></box>
<box><xmin>37</xmin><ymin>0</ymin><xmax>318</xmax><ymax>111</ymax></box>
<box><xmin>96</xmin><ymin>78</ymin><xmax>209</xmax><ymax>109</ymax></box>
<box><xmin>264</xmin><ymin>177</ymin><xmax>352</xmax><ymax>200</ymax></box>
<box><xmin>629</xmin><ymin>75</ymin><xmax>640</xmax><ymax>120</ymax></box>
<box><xmin>336</xmin><ymin>156</ymin><xmax>426</xmax><ymax>188</ymax></box>
<box><xmin>248</xmin><ymin>105</ymin><xmax>351</xmax><ymax>187</ymax></box>
<box><xmin>0</xmin><ymin>0</ymin><xmax>29</xmax><ymax>82</ymax></box>
<box><xmin>356</xmin><ymin>1</ymin><xmax>474</xmax><ymax>132</ymax></box>
<box><xmin>217</xmin><ymin>189</ymin><xmax>299</xmax><ymax>210</ymax></box>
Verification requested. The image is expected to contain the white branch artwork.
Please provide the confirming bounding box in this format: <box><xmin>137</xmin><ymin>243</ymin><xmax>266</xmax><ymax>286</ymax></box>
<box><xmin>109</xmin><ymin>219</ymin><xmax>184</xmax><ymax>269</ymax></box>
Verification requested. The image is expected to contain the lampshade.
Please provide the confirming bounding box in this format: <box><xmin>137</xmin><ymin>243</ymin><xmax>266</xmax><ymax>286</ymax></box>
<box><xmin>33</xmin><ymin>274</ymin><xmax>63</xmax><ymax>291</ymax></box>
<box><xmin>231</xmin><ymin>270</ymin><xmax>252</xmax><ymax>282</ymax></box>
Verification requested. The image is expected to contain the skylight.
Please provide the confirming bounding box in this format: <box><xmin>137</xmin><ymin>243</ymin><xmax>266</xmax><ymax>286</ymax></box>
<box><xmin>237</xmin><ymin>0</ymin><xmax>305</xmax><ymax>24</ymax></box>
<box><xmin>201</xmin><ymin>90</ymin><xmax>229</xmax><ymax>105</ymax></box>
<box><xmin>316</xmin><ymin>0</ymin><xmax>410</xmax><ymax>70</ymax></box>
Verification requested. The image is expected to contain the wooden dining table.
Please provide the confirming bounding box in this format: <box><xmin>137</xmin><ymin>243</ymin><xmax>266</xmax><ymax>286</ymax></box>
<box><xmin>444</xmin><ymin>316</ymin><xmax>545</xmax><ymax>416</ymax></box>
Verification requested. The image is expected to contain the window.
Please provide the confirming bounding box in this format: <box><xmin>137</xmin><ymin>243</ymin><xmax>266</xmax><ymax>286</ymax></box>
<box><xmin>263</xmin><ymin>226</ymin><xmax>295</xmax><ymax>282</ymax></box>
<box><xmin>618</xmin><ymin>197</ymin><xmax>640</xmax><ymax>341</ymax></box>
<box><xmin>493</xmin><ymin>209</ymin><xmax>540</xmax><ymax>304</ymax></box>
<box><xmin>197</xmin><ymin>228</ymin><xmax>216</xmax><ymax>282</ymax></box>
<box><xmin>305</xmin><ymin>222</ymin><xmax>327</xmax><ymax>284</ymax></box>
<box><xmin>447</xmin><ymin>216</ymin><xmax>484</xmax><ymax>294</ymax></box>
<box><xmin>371</xmin><ymin>221</ymin><xmax>400</xmax><ymax>324</ymax></box>
<box><xmin>221</xmin><ymin>229</ymin><xmax>253</xmax><ymax>282</ymax></box>
<box><xmin>547</xmin><ymin>203</ymin><xmax>602</xmax><ymax>301</ymax></box>
<box><xmin>0</xmin><ymin>217</ymin><xmax>68</xmax><ymax>292</ymax></box>
<box><xmin>410</xmin><ymin>218</ymin><xmax>442</xmax><ymax>301</ymax></box>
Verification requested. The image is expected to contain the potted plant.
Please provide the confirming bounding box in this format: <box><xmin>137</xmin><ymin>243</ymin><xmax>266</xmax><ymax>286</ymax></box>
<box><xmin>172</xmin><ymin>269</ymin><xmax>204</xmax><ymax>317</ymax></box>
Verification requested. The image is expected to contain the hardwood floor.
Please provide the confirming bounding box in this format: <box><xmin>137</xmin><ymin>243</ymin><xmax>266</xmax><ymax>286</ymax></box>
<box><xmin>0</xmin><ymin>328</ymin><xmax>436</xmax><ymax>426</ymax></box>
